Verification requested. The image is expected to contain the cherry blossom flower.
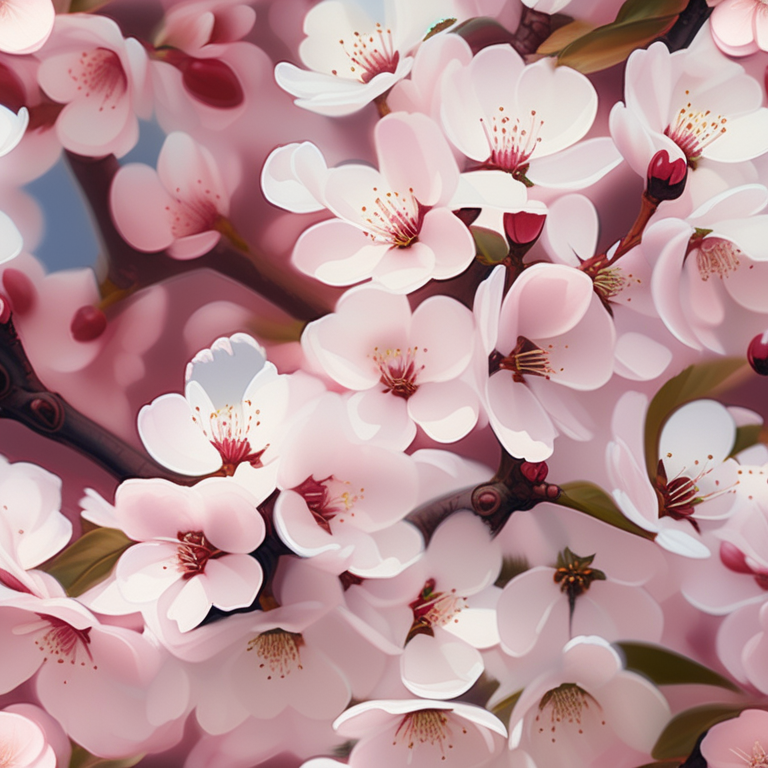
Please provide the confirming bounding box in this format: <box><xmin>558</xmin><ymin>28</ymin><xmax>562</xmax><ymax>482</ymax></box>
<box><xmin>701</xmin><ymin>709</ymin><xmax>768</xmax><ymax>768</ymax></box>
<box><xmin>138</xmin><ymin>334</ymin><xmax>293</xmax><ymax>497</ymax></box>
<box><xmin>610</xmin><ymin>34</ymin><xmax>768</xmax><ymax>180</ymax></box>
<box><xmin>111</xmin><ymin>131</ymin><xmax>237</xmax><ymax>260</ymax></box>
<box><xmin>274</xmin><ymin>0</ymin><xmax>452</xmax><ymax>116</ymax></box>
<box><xmin>496</xmin><ymin>503</ymin><xmax>664</xmax><ymax>658</ymax></box>
<box><xmin>302</xmin><ymin>285</ymin><xmax>477</xmax><ymax>447</ymax></box>
<box><xmin>287</xmin><ymin>112</ymin><xmax>476</xmax><ymax>292</ymax></box>
<box><xmin>608</xmin><ymin>393</ymin><xmax>740</xmax><ymax>558</ymax></box>
<box><xmin>0</xmin><ymin>709</ymin><xmax>56</xmax><ymax>768</ymax></box>
<box><xmin>2</xmin><ymin>703</ymin><xmax>70</xmax><ymax>768</ymax></box>
<box><xmin>334</xmin><ymin>699</ymin><xmax>507</xmax><ymax>768</ymax></box>
<box><xmin>84</xmin><ymin>477</ymin><xmax>265</xmax><ymax>633</ymax></box>
<box><xmin>648</xmin><ymin>184</ymin><xmax>768</xmax><ymax>354</ymax></box>
<box><xmin>36</xmin><ymin>14</ymin><xmax>151</xmax><ymax>158</ymax></box>
<box><xmin>475</xmin><ymin>264</ymin><xmax>615</xmax><ymax>462</ymax></box>
<box><xmin>708</xmin><ymin>0</ymin><xmax>768</xmax><ymax>56</ymax></box>
<box><xmin>440</xmin><ymin>44</ymin><xmax>621</xmax><ymax>194</ymax></box>
<box><xmin>504</xmin><ymin>636</ymin><xmax>670</xmax><ymax>768</ymax></box>
<box><xmin>274</xmin><ymin>393</ymin><xmax>422</xmax><ymax>577</ymax></box>
<box><xmin>0</xmin><ymin>0</ymin><xmax>55</xmax><ymax>55</ymax></box>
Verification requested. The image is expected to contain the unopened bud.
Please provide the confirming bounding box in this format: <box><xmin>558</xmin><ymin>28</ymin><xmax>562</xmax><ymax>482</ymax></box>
<box><xmin>503</xmin><ymin>210</ymin><xmax>546</xmax><ymax>247</ymax></box>
<box><xmin>521</xmin><ymin>461</ymin><xmax>548</xmax><ymax>484</ymax></box>
<box><xmin>646</xmin><ymin>149</ymin><xmax>687</xmax><ymax>202</ymax></box>
<box><xmin>166</xmin><ymin>50</ymin><xmax>244</xmax><ymax>109</ymax></box>
<box><xmin>748</xmin><ymin>330</ymin><xmax>768</xmax><ymax>375</ymax></box>
<box><xmin>70</xmin><ymin>306</ymin><xmax>107</xmax><ymax>342</ymax></box>
<box><xmin>2</xmin><ymin>269</ymin><xmax>35</xmax><ymax>315</ymax></box>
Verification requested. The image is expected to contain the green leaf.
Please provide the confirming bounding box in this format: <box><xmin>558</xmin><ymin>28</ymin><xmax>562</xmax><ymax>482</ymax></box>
<box><xmin>652</xmin><ymin>704</ymin><xmax>746</xmax><ymax>760</ymax></box>
<box><xmin>556</xmin><ymin>481</ymin><xmax>656</xmax><ymax>540</ymax></box>
<box><xmin>68</xmin><ymin>0</ymin><xmax>113</xmax><ymax>11</ymax></box>
<box><xmin>616</xmin><ymin>642</ymin><xmax>740</xmax><ymax>692</ymax></box>
<box><xmin>729</xmin><ymin>423</ymin><xmax>763</xmax><ymax>458</ymax></box>
<box><xmin>537</xmin><ymin>20</ymin><xmax>595</xmax><ymax>55</ymax></box>
<box><xmin>472</xmin><ymin>226</ymin><xmax>509</xmax><ymax>266</ymax></box>
<box><xmin>43</xmin><ymin>527</ymin><xmax>133</xmax><ymax>597</ymax></box>
<box><xmin>643</xmin><ymin>359</ymin><xmax>746</xmax><ymax>477</ymax></box>
<box><xmin>615</xmin><ymin>0</ymin><xmax>688</xmax><ymax>23</ymax></box>
<box><xmin>633</xmin><ymin>761</ymin><xmax>686</xmax><ymax>768</ymax></box>
<box><xmin>69</xmin><ymin>744</ymin><xmax>144</xmax><ymax>768</ymax></box>
<box><xmin>557</xmin><ymin>15</ymin><xmax>677</xmax><ymax>74</ymax></box>
<box><xmin>490</xmin><ymin>688</ymin><xmax>522</xmax><ymax>722</ymax></box>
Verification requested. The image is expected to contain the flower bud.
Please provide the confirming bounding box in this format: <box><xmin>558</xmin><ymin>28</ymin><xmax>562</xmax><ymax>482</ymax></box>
<box><xmin>748</xmin><ymin>330</ymin><xmax>768</xmax><ymax>375</ymax></box>
<box><xmin>166</xmin><ymin>50</ymin><xmax>244</xmax><ymax>109</ymax></box>
<box><xmin>503</xmin><ymin>211</ymin><xmax>546</xmax><ymax>247</ymax></box>
<box><xmin>646</xmin><ymin>149</ymin><xmax>687</xmax><ymax>201</ymax></box>
<box><xmin>70</xmin><ymin>306</ymin><xmax>107</xmax><ymax>342</ymax></box>
<box><xmin>521</xmin><ymin>460</ymin><xmax>548</xmax><ymax>484</ymax></box>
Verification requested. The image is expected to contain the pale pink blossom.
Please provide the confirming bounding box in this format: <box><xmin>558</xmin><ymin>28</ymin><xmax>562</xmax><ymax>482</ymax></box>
<box><xmin>440</xmin><ymin>44</ymin><xmax>621</xmax><ymax>195</ymax></box>
<box><xmin>0</xmin><ymin>0</ymin><xmax>54</xmax><ymax>55</ymax></box>
<box><xmin>709</xmin><ymin>0</ymin><xmax>768</xmax><ymax>56</ymax></box>
<box><xmin>274</xmin><ymin>0</ymin><xmax>452</xmax><ymax>116</ymax></box>
<box><xmin>610</xmin><ymin>34</ymin><xmax>768</xmax><ymax>182</ymax></box>
<box><xmin>88</xmin><ymin>477</ymin><xmax>265</xmax><ymax>633</ymax></box>
<box><xmin>286</xmin><ymin>112</ymin><xmax>476</xmax><ymax>293</ymax></box>
<box><xmin>334</xmin><ymin>699</ymin><xmax>507</xmax><ymax>768</ymax></box>
<box><xmin>701</xmin><ymin>709</ymin><xmax>768</xmax><ymax>768</ymax></box>
<box><xmin>2</xmin><ymin>704</ymin><xmax>70</xmax><ymax>768</ymax></box>
<box><xmin>138</xmin><ymin>334</ymin><xmax>296</xmax><ymax>497</ymax></box>
<box><xmin>302</xmin><ymin>285</ymin><xmax>477</xmax><ymax>447</ymax></box>
<box><xmin>475</xmin><ymin>264</ymin><xmax>615</xmax><ymax>462</ymax></box>
<box><xmin>504</xmin><ymin>636</ymin><xmax>670</xmax><ymax>768</ymax></box>
<box><xmin>0</xmin><ymin>709</ymin><xmax>56</xmax><ymax>768</ymax></box>
<box><xmin>275</xmin><ymin>393</ymin><xmax>422</xmax><ymax>578</ymax></box>
<box><xmin>608</xmin><ymin>393</ymin><xmax>740</xmax><ymax>558</ymax></box>
<box><xmin>111</xmin><ymin>131</ymin><xmax>239</xmax><ymax>260</ymax></box>
<box><xmin>649</xmin><ymin>184</ymin><xmax>768</xmax><ymax>354</ymax></box>
<box><xmin>37</xmin><ymin>14</ymin><xmax>151</xmax><ymax>158</ymax></box>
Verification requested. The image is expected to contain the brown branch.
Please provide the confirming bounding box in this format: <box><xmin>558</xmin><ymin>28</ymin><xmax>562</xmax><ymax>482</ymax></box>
<box><xmin>66</xmin><ymin>152</ymin><xmax>331</xmax><ymax>323</ymax></box>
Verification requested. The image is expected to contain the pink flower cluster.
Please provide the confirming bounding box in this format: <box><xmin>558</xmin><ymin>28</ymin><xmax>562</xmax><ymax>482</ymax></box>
<box><xmin>0</xmin><ymin>1</ymin><xmax>767</xmax><ymax>767</ymax></box>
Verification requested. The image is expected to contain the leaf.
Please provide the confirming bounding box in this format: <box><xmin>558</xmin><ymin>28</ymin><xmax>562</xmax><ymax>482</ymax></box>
<box><xmin>557</xmin><ymin>15</ymin><xmax>677</xmax><ymax>74</ymax></box>
<box><xmin>651</xmin><ymin>704</ymin><xmax>746</xmax><ymax>760</ymax></box>
<box><xmin>472</xmin><ymin>226</ymin><xmax>509</xmax><ymax>266</ymax></box>
<box><xmin>633</xmin><ymin>761</ymin><xmax>686</xmax><ymax>768</ymax></box>
<box><xmin>616</xmin><ymin>642</ymin><xmax>740</xmax><ymax>691</ymax></box>
<box><xmin>556</xmin><ymin>481</ymin><xmax>656</xmax><ymax>540</ymax></box>
<box><xmin>490</xmin><ymin>688</ymin><xmax>522</xmax><ymax>722</ymax></box>
<box><xmin>615</xmin><ymin>0</ymin><xmax>688</xmax><ymax>23</ymax></box>
<box><xmin>643</xmin><ymin>359</ymin><xmax>746</xmax><ymax>477</ymax></box>
<box><xmin>729</xmin><ymin>423</ymin><xmax>763</xmax><ymax>458</ymax></box>
<box><xmin>69</xmin><ymin>744</ymin><xmax>145</xmax><ymax>768</ymax></box>
<box><xmin>537</xmin><ymin>20</ymin><xmax>595</xmax><ymax>55</ymax></box>
<box><xmin>68</xmin><ymin>0</ymin><xmax>113</xmax><ymax>11</ymax></box>
<box><xmin>43</xmin><ymin>527</ymin><xmax>133</xmax><ymax>597</ymax></box>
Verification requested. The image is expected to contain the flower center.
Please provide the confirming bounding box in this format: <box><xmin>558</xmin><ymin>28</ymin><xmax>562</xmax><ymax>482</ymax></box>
<box><xmin>295</xmin><ymin>474</ymin><xmax>364</xmax><ymax>533</ymax></box>
<box><xmin>166</xmin><ymin>188</ymin><xmax>223</xmax><ymax>239</ymax></box>
<box><xmin>176</xmin><ymin>531</ymin><xmax>222</xmax><ymax>578</ymax></box>
<box><xmin>15</xmin><ymin>614</ymin><xmax>97</xmax><ymax>674</ymax></box>
<box><xmin>191</xmin><ymin>400</ymin><xmax>267</xmax><ymax>474</ymax></box>
<box><xmin>697</xmin><ymin>237</ymin><xmax>741</xmax><ymax>281</ymax></box>
<box><xmin>535</xmin><ymin>683</ymin><xmax>605</xmax><ymax>742</ymax></box>
<box><xmin>553</xmin><ymin>547</ymin><xmax>606</xmax><ymax>608</ymax></box>
<box><xmin>664</xmin><ymin>92</ymin><xmax>727</xmax><ymax>165</ymax></box>
<box><xmin>333</xmin><ymin>24</ymin><xmax>400</xmax><ymax>83</ymax></box>
<box><xmin>361</xmin><ymin>186</ymin><xmax>423</xmax><ymax>247</ymax></box>
<box><xmin>489</xmin><ymin>336</ymin><xmax>556</xmax><ymax>382</ymax></box>
<box><xmin>732</xmin><ymin>741</ymin><xmax>768</xmax><ymax>767</ymax></box>
<box><xmin>393</xmin><ymin>710</ymin><xmax>466</xmax><ymax>759</ymax></box>
<box><xmin>246</xmin><ymin>629</ymin><xmax>304</xmax><ymax>680</ymax></box>
<box><xmin>591</xmin><ymin>265</ymin><xmax>627</xmax><ymax>301</ymax></box>
<box><xmin>372</xmin><ymin>344</ymin><xmax>425</xmax><ymax>398</ymax></box>
<box><xmin>67</xmin><ymin>48</ymin><xmax>128</xmax><ymax>112</ymax></box>
<box><xmin>480</xmin><ymin>106</ymin><xmax>543</xmax><ymax>180</ymax></box>
<box><xmin>407</xmin><ymin>578</ymin><xmax>466</xmax><ymax>642</ymax></box>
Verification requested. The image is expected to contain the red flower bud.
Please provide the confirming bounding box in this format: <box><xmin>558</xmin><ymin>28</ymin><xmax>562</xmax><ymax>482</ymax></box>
<box><xmin>166</xmin><ymin>50</ymin><xmax>244</xmax><ymax>109</ymax></box>
<box><xmin>646</xmin><ymin>149</ymin><xmax>687</xmax><ymax>201</ymax></box>
<box><xmin>748</xmin><ymin>330</ymin><xmax>768</xmax><ymax>375</ymax></box>
<box><xmin>0</xmin><ymin>63</ymin><xmax>26</xmax><ymax>114</ymax></box>
<box><xmin>2</xmin><ymin>269</ymin><xmax>35</xmax><ymax>316</ymax></box>
<box><xmin>503</xmin><ymin>210</ymin><xmax>546</xmax><ymax>247</ymax></box>
<box><xmin>521</xmin><ymin>461</ymin><xmax>548</xmax><ymax>484</ymax></box>
<box><xmin>70</xmin><ymin>306</ymin><xmax>107</xmax><ymax>342</ymax></box>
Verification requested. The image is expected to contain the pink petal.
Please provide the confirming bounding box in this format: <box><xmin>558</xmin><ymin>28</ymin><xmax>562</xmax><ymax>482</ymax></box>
<box><xmin>115</xmin><ymin>542</ymin><xmax>180</xmax><ymax>603</ymax></box>
<box><xmin>527</xmin><ymin>137</ymin><xmax>622</xmax><ymax>190</ymax></box>
<box><xmin>408</xmin><ymin>380</ymin><xmax>479</xmax><ymax>443</ymax></box>
<box><xmin>196</xmin><ymin>479</ymin><xmax>265</xmax><ymax>552</ymax></box>
<box><xmin>203</xmin><ymin>555</ymin><xmax>262</xmax><ymax>611</ymax></box>
<box><xmin>0</xmin><ymin>0</ymin><xmax>54</xmax><ymax>54</ymax></box>
<box><xmin>371</xmin><ymin>240</ymin><xmax>436</xmax><ymax>292</ymax></box>
<box><xmin>543</xmin><ymin>194</ymin><xmax>598</xmax><ymax>266</ymax></box>
<box><xmin>418</xmin><ymin>207</ymin><xmax>475</xmax><ymax>280</ymax></box>
<box><xmin>166</xmin><ymin>575</ymin><xmax>210</xmax><ymax>632</ymax></box>
<box><xmin>411</xmin><ymin>296</ymin><xmax>474</xmax><ymax>382</ymax></box>
<box><xmin>168</xmin><ymin>230</ymin><xmax>221</xmax><ymax>260</ymax></box>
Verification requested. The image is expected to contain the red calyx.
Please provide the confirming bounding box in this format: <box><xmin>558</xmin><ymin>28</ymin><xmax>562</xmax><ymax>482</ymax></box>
<box><xmin>646</xmin><ymin>149</ymin><xmax>687</xmax><ymax>201</ymax></box>
<box><xmin>503</xmin><ymin>210</ymin><xmax>546</xmax><ymax>247</ymax></box>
